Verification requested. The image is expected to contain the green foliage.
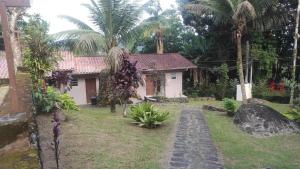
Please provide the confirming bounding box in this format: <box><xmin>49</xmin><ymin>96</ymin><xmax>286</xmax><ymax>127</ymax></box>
<box><xmin>34</xmin><ymin>86</ymin><xmax>59</xmax><ymax>114</ymax></box>
<box><xmin>283</xmin><ymin>109</ymin><xmax>300</xmax><ymax>123</ymax></box>
<box><xmin>59</xmin><ymin>94</ymin><xmax>79</xmax><ymax>111</ymax></box>
<box><xmin>56</xmin><ymin>0</ymin><xmax>143</xmax><ymax>54</ymax></box>
<box><xmin>98</xmin><ymin>73</ymin><xmax>111</xmax><ymax>106</ymax></box>
<box><xmin>128</xmin><ymin>103</ymin><xmax>169</xmax><ymax>128</ymax></box>
<box><xmin>34</xmin><ymin>86</ymin><xmax>78</xmax><ymax>114</ymax></box>
<box><xmin>250</xmin><ymin>33</ymin><xmax>278</xmax><ymax>80</ymax></box>
<box><xmin>22</xmin><ymin>15</ymin><xmax>57</xmax><ymax>84</ymax></box>
<box><xmin>223</xmin><ymin>98</ymin><xmax>237</xmax><ymax>116</ymax></box>
<box><xmin>215</xmin><ymin>64</ymin><xmax>229</xmax><ymax>100</ymax></box>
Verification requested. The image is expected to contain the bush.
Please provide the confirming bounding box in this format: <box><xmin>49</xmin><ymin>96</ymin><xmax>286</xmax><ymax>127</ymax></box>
<box><xmin>223</xmin><ymin>98</ymin><xmax>237</xmax><ymax>116</ymax></box>
<box><xmin>34</xmin><ymin>87</ymin><xmax>79</xmax><ymax>114</ymax></box>
<box><xmin>128</xmin><ymin>103</ymin><xmax>169</xmax><ymax>128</ymax></box>
<box><xmin>215</xmin><ymin>64</ymin><xmax>229</xmax><ymax>100</ymax></box>
<box><xmin>283</xmin><ymin>109</ymin><xmax>300</xmax><ymax>123</ymax></box>
<box><xmin>34</xmin><ymin>87</ymin><xmax>59</xmax><ymax>114</ymax></box>
<box><xmin>59</xmin><ymin>93</ymin><xmax>79</xmax><ymax>111</ymax></box>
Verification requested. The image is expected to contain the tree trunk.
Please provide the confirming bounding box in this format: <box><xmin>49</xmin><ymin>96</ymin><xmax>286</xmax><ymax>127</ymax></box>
<box><xmin>290</xmin><ymin>0</ymin><xmax>300</xmax><ymax>104</ymax></box>
<box><xmin>110</xmin><ymin>75</ymin><xmax>116</xmax><ymax>113</ymax></box>
<box><xmin>245</xmin><ymin>40</ymin><xmax>250</xmax><ymax>83</ymax></box>
<box><xmin>9</xmin><ymin>8</ymin><xmax>24</xmax><ymax>67</ymax></box>
<box><xmin>123</xmin><ymin>102</ymin><xmax>128</xmax><ymax>117</ymax></box>
<box><xmin>237</xmin><ymin>30</ymin><xmax>247</xmax><ymax>104</ymax></box>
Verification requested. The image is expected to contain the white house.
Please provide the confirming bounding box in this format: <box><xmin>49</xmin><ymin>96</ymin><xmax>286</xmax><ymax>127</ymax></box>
<box><xmin>0</xmin><ymin>51</ymin><xmax>197</xmax><ymax>105</ymax></box>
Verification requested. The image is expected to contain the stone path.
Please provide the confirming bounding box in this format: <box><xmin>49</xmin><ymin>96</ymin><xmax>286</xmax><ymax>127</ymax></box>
<box><xmin>168</xmin><ymin>108</ymin><xmax>223</xmax><ymax>169</ymax></box>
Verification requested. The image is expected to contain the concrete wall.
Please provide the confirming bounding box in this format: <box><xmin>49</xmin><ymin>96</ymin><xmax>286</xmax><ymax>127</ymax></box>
<box><xmin>236</xmin><ymin>83</ymin><xmax>252</xmax><ymax>101</ymax></box>
<box><xmin>67</xmin><ymin>78</ymin><xmax>87</xmax><ymax>105</ymax></box>
<box><xmin>165</xmin><ymin>72</ymin><xmax>183</xmax><ymax>98</ymax></box>
<box><xmin>136</xmin><ymin>75</ymin><xmax>146</xmax><ymax>99</ymax></box>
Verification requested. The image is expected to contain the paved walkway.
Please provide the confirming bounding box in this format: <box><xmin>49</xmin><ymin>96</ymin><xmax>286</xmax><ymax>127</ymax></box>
<box><xmin>168</xmin><ymin>108</ymin><xmax>224</xmax><ymax>169</ymax></box>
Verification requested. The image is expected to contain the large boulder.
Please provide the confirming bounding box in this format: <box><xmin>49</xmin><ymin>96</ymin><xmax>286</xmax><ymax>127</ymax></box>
<box><xmin>234</xmin><ymin>104</ymin><xmax>300</xmax><ymax>137</ymax></box>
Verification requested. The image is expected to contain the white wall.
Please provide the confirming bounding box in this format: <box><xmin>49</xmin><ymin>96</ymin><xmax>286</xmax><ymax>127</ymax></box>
<box><xmin>136</xmin><ymin>75</ymin><xmax>146</xmax><ymax>99</ymax></box>
<box><xmin>68</xmin><ymin>78</ymin><xmax>87</xmax><ymax>105</ymax></box>
<box><xmin>236</xmin><ymin>83</ymin><xmax>252</xmax><ymax>101</ymax></box>
<box><xmin>165</xmin><ymin>72</ymin><xmax>183</xmax><ymax>98</ymax></box>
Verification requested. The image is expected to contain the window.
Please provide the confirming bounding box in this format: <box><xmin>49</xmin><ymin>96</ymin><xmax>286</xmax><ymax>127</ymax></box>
<box><xmin>171</xmin><ymin>73</ymin><xmax>176</xmax><ymax>79</ymax></box>
<box><xmin>70</xmin><ymin>78</ymin><xmax>78</xmax><ymax>86</ymax></box>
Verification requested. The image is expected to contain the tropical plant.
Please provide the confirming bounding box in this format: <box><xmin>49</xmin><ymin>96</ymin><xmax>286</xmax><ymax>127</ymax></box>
<box><xmin>283</xmin><ymin>108</ymin><xmax>300</xmax><ymax>123</ymax></box>
<box><xmin>55</xmin><ymin>0</ymin><xmax>143</xmax><ymax>54</ymax></box>
<box><xmin>59</xmin><ymin>94</ymin><xmax>79</xmax><ymax>111</ymax></box>
<box><xmin>113</xmin><ymin>49</ymin><xmax>141</xmax><ymax>116</ymax></box>
<box><xmin>128</xmin><ymin>102</ymin><xmax>169</xmax><ymax>128</ymax></box>
<box><xmin>223</xmin><ymin>98</ymin><xmax>237</xmax><ymax>116</ymax></box>
<box><xmin>23</xmin><ymin>15</ymin><xmax>57</xmax><ymax>88</ymax></box>
<box><xmin>34</xmin><ymin>86</ymin><xmax>79</xmax><ymax>114</ymax></box>
<box><xmin>33</xmin><ymin>86</ymin><xmax>60</xmax><ymax>114</ymax></box>
<box><xmin>185</xmin><ymin>0</ymin><xmax>281</xmax><ymax>104</ymax></box>
<box><xmin>215</xmin><ymin>64</ymin><xmax>229</xmax><ymax>100</ymax></box>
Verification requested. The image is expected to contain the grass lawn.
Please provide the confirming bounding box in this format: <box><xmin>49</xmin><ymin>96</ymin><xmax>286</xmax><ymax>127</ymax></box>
<box><xmin>59</xmin><ymin>104</ymin><xmax>182</xmax><ymax>169</ymax></box>
<box><xmin>199</xmin><ymin>100</ymin><xmax>300</xmax><ymax>169</ymax></box>
<box><xmin>0</xmin><ymin>149</ymin><xmax>39</xmax><ymax>169</ymax></box>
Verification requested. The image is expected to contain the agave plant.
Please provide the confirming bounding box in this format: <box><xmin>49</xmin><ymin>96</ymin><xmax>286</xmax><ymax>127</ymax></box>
<box><xmin>128</xmin><ymin>103</ymin><xmax>169</xmax><ymax>128</ymax></box>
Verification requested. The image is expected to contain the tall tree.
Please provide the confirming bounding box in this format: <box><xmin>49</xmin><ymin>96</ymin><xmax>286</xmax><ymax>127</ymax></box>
<box><xmin>185</xmin><ymin>0</ymin><xmax>279</xmax><ymax>104</ymax></box>
<box><xmin>290</xmin><ymin>0</ymin><xmax>300</xmax><ymax>104</ymax></box>
<box><xmin>55</xmin><ymin>0</ymin><xmax>142</xmax><ymax>54</ymax></box>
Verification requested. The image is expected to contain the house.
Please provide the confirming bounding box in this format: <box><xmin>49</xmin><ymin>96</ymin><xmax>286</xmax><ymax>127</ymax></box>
<box><xmin>0</xmin><ymin>51</ymin><xmax>197</xmax><ymax>105</ymax></box>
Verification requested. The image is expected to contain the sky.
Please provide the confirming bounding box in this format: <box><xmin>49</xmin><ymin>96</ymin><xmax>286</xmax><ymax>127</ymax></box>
<box><xmin>28</xmin><ymin>0</ymin><xmax>177</xmax><ymax>34</ymax></box>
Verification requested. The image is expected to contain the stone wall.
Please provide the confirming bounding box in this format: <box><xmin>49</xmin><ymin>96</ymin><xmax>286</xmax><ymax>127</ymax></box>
<box><xmin>0</xmin><ymin>72</ymin><xmax>33</xmax><ymax>153</ymax></box>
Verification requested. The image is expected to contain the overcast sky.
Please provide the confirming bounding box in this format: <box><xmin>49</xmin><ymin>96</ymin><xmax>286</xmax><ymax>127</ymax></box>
<box><xmin>28</xmin><ymin>0</ymin><xmax>177</xmax><ymax>34</ymax></box>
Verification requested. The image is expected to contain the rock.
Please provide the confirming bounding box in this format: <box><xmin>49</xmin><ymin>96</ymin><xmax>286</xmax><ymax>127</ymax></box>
<box><xmin>234</xmin><ymin>104</ymin><xmax>300</xmax><ymax>137</ymax></box>
<box><xmin>0</xmin><ymin>112</ymin><xmax>28</xmax><ymax>149</ymax></box>
<box><xmin>203</xmin><ymin>105</ymin><xmax>226</xmax><ymax>112</ymax></box>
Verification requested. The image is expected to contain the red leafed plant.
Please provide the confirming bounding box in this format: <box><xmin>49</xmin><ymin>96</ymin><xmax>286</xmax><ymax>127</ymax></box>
<box><xmin>113</xmin><ymin>51</ymin><xmax>141</xmax><ymax>117</ymax></box>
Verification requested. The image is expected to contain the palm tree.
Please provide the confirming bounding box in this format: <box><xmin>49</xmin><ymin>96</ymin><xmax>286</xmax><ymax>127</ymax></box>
<box><xmin>186</xmin><ymin>0</ymin><xmax>279</xmax><ymax>104</ymax></box>
<box><xmin>55</xmin><ymin>0</ymin><xmax>143</xmax><ymax>112</ymax></box>
<box><xmin>55</xmin><ymin>0</ymin><xmax>142</xmax><ymax>54</ymax></box>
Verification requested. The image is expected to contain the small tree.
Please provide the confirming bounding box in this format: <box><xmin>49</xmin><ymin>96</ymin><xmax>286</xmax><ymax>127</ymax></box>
<box><xmin>22</xmin><ymin>14</ymin><xmax>57</xmax><ymax>90</ymax></box>
<box><xmin>215</xmin><ymin>64</ymin><xmax>229</xmax><ymax>100</ymax></box>
<box><xmin>114</xmin><ymin>49</ymin><xmax>141</xmax><ymax>117</ymax></box>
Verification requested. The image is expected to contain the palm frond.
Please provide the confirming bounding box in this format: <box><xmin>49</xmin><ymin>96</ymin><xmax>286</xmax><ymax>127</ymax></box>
<box><xmin>105</xmin><ymin>47</ymin><xmax>124</xmax><ymax>73</ymax></box>
<box><xmin>233</xmin><ymin>0</ymin><xmax>256</xmax><ymax>21</ymax></box>
<box><xmin>52</xmin><ymin>29</ymin><xmax>105</xmax><ymax>55</ymax></box>
<box><xmin>58</xmin><ymin>15</ymin><xmax>94</xmax><ymax>30</ymax></box>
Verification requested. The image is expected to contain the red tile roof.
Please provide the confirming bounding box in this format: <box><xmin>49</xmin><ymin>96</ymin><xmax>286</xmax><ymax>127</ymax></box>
<box><xmin>130</xmin><ymin>53</ymin><xmax>197</xmax><ymax>71</ymax></box>
<box><xmin>0</xmin><ymin>51</ymin><xmax>8</xmax><ymax>80</ymax></box>
<box><xmin>0</xmin><ymin>51</ymin><xmax>196</xmax><ymax>79</ymax></box>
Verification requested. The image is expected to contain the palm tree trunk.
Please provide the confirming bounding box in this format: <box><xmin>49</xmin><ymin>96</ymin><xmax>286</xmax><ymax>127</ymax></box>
<box><xmin>290</xmin><ymin>0</ymin><xmax>300</xmax><ymax>104</ymax></box>
<box><xmin>237</xmin><ymin>30</ymin><xmax>247</xmax><ymax>104</ymax></box>
<box><xmin>245</xmin><ymin>40</ymin><xmax>250</xmax><ymax>83</ymax></box>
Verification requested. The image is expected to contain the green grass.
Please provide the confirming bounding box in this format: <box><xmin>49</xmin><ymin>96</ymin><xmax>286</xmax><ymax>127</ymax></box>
<box><xmin>60</xmin><ymin>104</ymin><xmax>181</xmax><ymax>169</ymax></box>
<box><xmin>199</xmin><ymin>100</ymin><xmax>300</xmax><ymax>169</ymax></box>
<box><xmin>0</xmin><ymin>149</ymin><xmax>39</xmax><ymax>169</ymax></box>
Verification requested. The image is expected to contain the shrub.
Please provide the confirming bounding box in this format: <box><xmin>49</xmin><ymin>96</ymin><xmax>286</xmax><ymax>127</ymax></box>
<box><xmin>215</xmin><ymin>64</ymin><xmax>229</xmax><ymax>100</ymax></box>
<box><xmin>283</xmin><ymin>109</ymin><xmax>300</xmax><ymax>123</ymax></box>
<box><xmin>59</xmin><ymin>94</ymin><xmax>79</xmax><ymax>111</ymax></box>
<box><xmin>34</xmin><ymin>87</ymin><xmax>78</xmax><ymax>114</ymax></box>
<box><xmin>34</xmin><ymin>87</ymin><xmax>59</xmax><ymax>114</ymax></box>
<box><xmin>223</xmin><ymin>98</ymin><xmax>237</xmax><ymax>116</ymax></box>
<box><xmin>128</xmin><ymin>103</ymin><xmax>169</xmax><ymax>128</ymax></box>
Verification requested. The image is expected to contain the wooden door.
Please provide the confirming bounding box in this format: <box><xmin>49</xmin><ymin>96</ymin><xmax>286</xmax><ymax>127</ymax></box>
<box><xmin>85</xmin><ymin>78</ymin><xmax>97</xmax><ymax>103</ymax></box>
<box><xmin>146</xmin><ymin>75</ymin><xmax>154</xmax><ymax>96</ymax></box>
